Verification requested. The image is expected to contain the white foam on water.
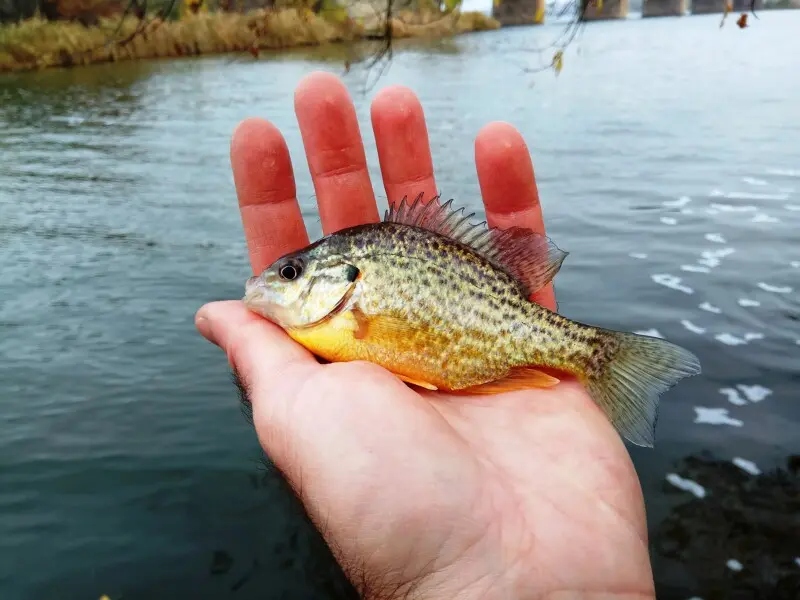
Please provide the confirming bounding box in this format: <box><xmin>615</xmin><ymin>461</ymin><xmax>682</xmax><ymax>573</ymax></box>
<box><xmin>660</xmin><ymin>216</ymin><xmax>678</xmax><ymax>225</ymax></box>
<box><xmin>629</xmin><ymin>252</ymin><xmax>648</xmax><ymax>259</ymax></box>
<box><xmin>665</xmin><ymin>473</ymin><xmax>706</xmax><ymax>498</ymax></box>
<box><xmin>705</xmin><ymin>233</ymin><xmax>726</xmax><ymax>243</ymax></box>
<box><xmin>791</xmin><ymin>261</ymin><xmax>800</xmax><ymax>269</ymax></box>
<box><xmin>751</xmin><ymin>213</ymin><xmax>780</xmax><ymax>223</ymax></box>
<box><xmin>743</xmin><ymin>332</ymin><xmax>764</xmax><ymax>342</ymax></box>
<box><xmin>732</xmin><ymin>457</ymin><xmax>762</xmax><ymax>476</ymax></box>
<box><xmin>698</xmin><ymin>257</ymin><xmax>720</xmax><ymax>268</ymax></box>
<box><xmin>707</xmin><ymin>248</ymin><xmax>735</xmax><ymax>259</ymax></box>
<box><xmin>722</xmin><ymin>191</ymin><xmax>790</xmax><ymax>201</ymax></box>
<box><xmin>766</xmin><ymin>168</ymin><xmax>800</xmax><ymax>177</ymax></box>
<box><xmin>697</xmin><ymin>247</ymin><xmax>735</xmax><ymax>268</ymax></box>
<box><xmin>785</xmin><ymin>204</ymin><xmax>800</xmax><ymax>211</ymax></box>
<box><xmin>680</xmin><ymin>208</ymin><xmax>693</xmax><ymax>215</ymax></box>
<box><xmin>694</xmin><ymin>407</ymin><xmax>743</xmax><ymax>427</ymax></box>
<box><xmin>758</xmin><ymin>282</ymin><xmax>793</xmax><ymax>294</ymax></box>
<box><xmin>742</xmin><ymin>177</ymin><xmax>768</xmax><ymax>186</ymax></box>
<box><xmin>720</xmin><ymin>387</ymin><xmax>747</xmax><ymax>406</ymax></box>
<box><xmin>709</xmin><ymin>188</ymin><xmax>724</xmax><ymax>197</ymax></box>
<box><xmin>710</xmin><ymin>203</ymin><xmax>758</xmax><ymax>212</ymax></box>
<box><xmin>663</xmin><ymin>196</ymin><xmax>692</xmax><ymax>208</ymax></box>
<box><xmin>738</xmin><ymin>298</ymin><xmax>760</xmax><ymax>307</ymax></box>
<box><xmin>717</xmin><ymin>332</ymin><xmax>764</xmax><ymax>345</ymax></box>
<box><xmin>700</xmin><ymin>302</ymin><xmax>722</xmax><ymax>314</ymax></box>
<box><xmin>727</xmin><ymin>559</ymin><xmax>744</xmax><ymax>572</ymax></box>
<box><xmin>682</xmin><ymin>265</ymin><xmax>711</xmax><ymax>274</ymax></box>
<box><xmin>706</xmin><ymin>208</ymin><xmax>720</xmax><ymax>215</ymax></box>
<box><xmin>634</xmin><ymin>328</ymin><xmax>664</xmax><ymax>338</ymax></box>
<box><xmin>737</xmin><ymin>384</ymin><xmax>772</xmax><ymax>402</ymax></box>
<box><xmin>652</xmin><ymin>274</ymin><xmax>693</xmax><ymax>294</ymax></box>
<box><xmin>681</xmin><ymin>320</ymin><xmax>706</xmax><ymax>334</ymax></box>
<box><xmin>715</xmin><ymin>333</ymin><xmax>748</xmax><ymax>346</ymax></box>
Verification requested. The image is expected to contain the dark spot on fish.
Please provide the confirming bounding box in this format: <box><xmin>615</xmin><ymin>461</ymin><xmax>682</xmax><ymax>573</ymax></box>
<box><xmin>344</xmin><ymin>264</ymin><xmax>359</xmax><ymax>283</ymax></box>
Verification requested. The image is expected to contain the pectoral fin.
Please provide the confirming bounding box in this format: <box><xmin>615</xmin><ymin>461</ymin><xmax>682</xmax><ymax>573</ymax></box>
<box><xmin>456</xmin><ymin>366</ymin><xmax>561</xmax><ymax>395</ymax></box>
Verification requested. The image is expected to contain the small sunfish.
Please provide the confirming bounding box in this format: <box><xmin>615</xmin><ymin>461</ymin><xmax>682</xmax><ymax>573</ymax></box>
<box><xmin>243</xmin><ymin>195</ymin><xmax>701</xmax><ymax>447</ymax></box>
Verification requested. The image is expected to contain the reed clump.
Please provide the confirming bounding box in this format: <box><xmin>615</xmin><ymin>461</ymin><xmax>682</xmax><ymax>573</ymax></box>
<box><xmin>0</xmin><ymin>7</ymin><xmax>499</xmax><ymax>73</ymax></box>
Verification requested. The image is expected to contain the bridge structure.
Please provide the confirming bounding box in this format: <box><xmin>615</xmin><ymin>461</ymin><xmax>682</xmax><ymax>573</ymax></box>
<box><xmin>490</xmin><ymin>0</ymin><xmax>545</xmax><ymax>25</ymax></box>
<box><xmin>491</xmin><ymin>0</ymin><xmax>778</xmax><ymax>23</ymax></box>
<box><xmin>642</xmin><ymin>0</ymin><xmax>688</xmax><ymax>16</ymax></box>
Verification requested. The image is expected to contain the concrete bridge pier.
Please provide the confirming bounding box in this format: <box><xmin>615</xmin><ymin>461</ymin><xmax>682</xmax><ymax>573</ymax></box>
<box><xmin>691</xmin><ymin>0</ymin><xmax>727</xmax><ymax>13</ymax></box>
<box><xmin>642</xmin><ymin>0</ymin><xmax>688</xmax><ymax>16</ymax></box>
<box><xmin>581</xmin><ymin>0</ymin><xmax>629</xmax><ymax>20</ymax></box>
<box><xmin>732</xmin><ymin>0</ymin><xmax>763</xmax><ymax>10</ymax></box>
<box><xmin>491</xmin><ymin>0</ymin><xmax>545</xmax><ymax>25</ymax></box>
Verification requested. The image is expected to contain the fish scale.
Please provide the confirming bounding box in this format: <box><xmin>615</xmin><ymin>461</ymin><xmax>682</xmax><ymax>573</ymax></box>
<box><xmin>243</xmin><ymin>195</ymin><xmax>701</xmax><ymax>448</ymax></box>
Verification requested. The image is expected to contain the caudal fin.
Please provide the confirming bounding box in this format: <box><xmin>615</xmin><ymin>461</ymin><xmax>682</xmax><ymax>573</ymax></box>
<box><xmin>583</xmin><ymin>330</ymin><xmax>701</xmax><ymax>448</ymax></box>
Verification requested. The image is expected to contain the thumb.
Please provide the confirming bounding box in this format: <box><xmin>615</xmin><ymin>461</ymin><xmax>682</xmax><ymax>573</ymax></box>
<box><xmin>195</xmin><ymin>300</ymin><xmax>316</xmax><ymax>381</ymax></box>
<box><xmin>194</xmin><ymin>299</ymin><xmax>322</xmax><ymax>460</ymax></box>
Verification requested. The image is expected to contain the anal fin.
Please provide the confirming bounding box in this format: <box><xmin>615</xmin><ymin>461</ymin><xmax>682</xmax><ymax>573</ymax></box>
<box><xmin>396</xmin><ymin>374</ymin><xmax>439</xmax><ymax>391</ymax></box>
<box><xmin>456</xmin><ymin>366</ymin><xmax>560</xmax><ymax>395</ymax></box>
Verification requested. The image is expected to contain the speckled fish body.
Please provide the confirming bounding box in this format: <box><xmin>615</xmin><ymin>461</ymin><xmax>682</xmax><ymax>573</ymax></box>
<box><xmin>243</xmin><ymin>195</ymin><xmax>701</xmax><ymax>447</ymax></box>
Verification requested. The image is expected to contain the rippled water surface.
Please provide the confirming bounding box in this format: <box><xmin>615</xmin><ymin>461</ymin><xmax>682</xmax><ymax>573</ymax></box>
<box><xmin>1</xmin><ymin>11</ymin><xmax>799</xmax><ymax>600</ymax></box>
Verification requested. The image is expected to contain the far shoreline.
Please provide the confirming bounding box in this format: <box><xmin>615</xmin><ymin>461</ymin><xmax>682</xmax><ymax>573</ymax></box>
<box><xmin>0</xmin><ymin>8</ymin><xmax>504</xmax><ymax>74</ymax></box>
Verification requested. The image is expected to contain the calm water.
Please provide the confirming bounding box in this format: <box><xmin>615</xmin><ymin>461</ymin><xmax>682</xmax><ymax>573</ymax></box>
<box><xmin>1</xmin><ymin>11</ymin><xmax>799</xmax><ymax>600</ymax></box>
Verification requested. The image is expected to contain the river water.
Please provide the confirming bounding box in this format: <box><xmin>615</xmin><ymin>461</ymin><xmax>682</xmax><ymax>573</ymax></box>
<box><xmin>1</xmin><ymin>10</ymin><xmax>798</xmax><ymax>600</ymax></box>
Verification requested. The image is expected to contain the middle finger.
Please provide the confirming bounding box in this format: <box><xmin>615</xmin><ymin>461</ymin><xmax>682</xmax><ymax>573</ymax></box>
<box><xmin>294</xmin><ymin>72</ymin><xmax>380</xmax><ymax>234</ymax></box>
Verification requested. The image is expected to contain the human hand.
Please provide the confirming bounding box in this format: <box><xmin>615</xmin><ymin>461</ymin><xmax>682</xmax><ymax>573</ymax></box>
<box><xmin>195</xmin><ymin>71</ymin><xmax>655</xmax><ymax>600</ymax></box>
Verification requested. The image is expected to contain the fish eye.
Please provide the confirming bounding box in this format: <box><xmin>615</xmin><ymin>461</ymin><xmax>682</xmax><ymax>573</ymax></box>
<box><xmin>278</xmin><ymin>259</ymin><xmax>302</xmax><ymax>281</ymax></box>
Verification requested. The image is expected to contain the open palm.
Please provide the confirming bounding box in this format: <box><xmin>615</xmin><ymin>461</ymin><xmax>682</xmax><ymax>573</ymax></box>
<box><xmin>196</xmin><ymin>72</ymin><xmax>655</xmax><ymax>600</ymax></box>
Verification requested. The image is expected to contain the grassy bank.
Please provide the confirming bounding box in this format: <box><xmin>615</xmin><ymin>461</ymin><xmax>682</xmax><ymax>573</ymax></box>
<box><xmin>0</xmin><ymin>8</ymin><xmax>499</xmax><ymax>72</ymax></box>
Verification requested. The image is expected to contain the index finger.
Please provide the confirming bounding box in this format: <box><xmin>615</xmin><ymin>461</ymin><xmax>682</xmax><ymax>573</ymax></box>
<box><xmin>474</xmin><ymin>122</ymin><xmax>558</xmax><ymax>311</ymax></box>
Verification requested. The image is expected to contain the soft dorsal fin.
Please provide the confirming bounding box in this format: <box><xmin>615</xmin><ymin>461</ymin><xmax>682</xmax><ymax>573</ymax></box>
<box><xmin>384</xmin><ymin>193</ymin><xmax>569</xmax><ymax>296</ymax></box>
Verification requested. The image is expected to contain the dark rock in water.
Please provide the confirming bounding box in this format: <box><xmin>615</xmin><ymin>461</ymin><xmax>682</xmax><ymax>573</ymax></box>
<box><xmin>210</xmin><ymin>549</ymin><xmax>234</xmax><ymax>575</ymax></box>
<box><xmin>652</xmin><ymin>452</ymin><xmax>799</xmax><ymax>600</ymax></box>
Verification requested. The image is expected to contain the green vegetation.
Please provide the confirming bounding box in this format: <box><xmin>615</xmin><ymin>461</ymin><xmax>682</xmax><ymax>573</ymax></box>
<box><xmin>0</xmin><ymin>2</ymin><xmax>499</xmax><ymax>73</ymax></box>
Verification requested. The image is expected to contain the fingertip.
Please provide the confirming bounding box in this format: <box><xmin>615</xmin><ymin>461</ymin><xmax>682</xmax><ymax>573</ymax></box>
<box><xmin>196</xmin><ymin>300</ymin><xmax>315</xmax><ymax>374</ymax></box>
<box><xmin>370</xmin><ymin>85</ymin><xmax>420</xmax><ymax>126</ymax></box>
<box><xmin>195</xmin><ymin>300</ymin><xmax>237</xmax><ymax>347</ymax></box>
<box><xmin>231</xmin><ymin>117</ymin><xmax>285</xmax><ymax>163</ymax></box>
<box><xmin>294</xmin><ymin>70</ymin><xmax>350</xmax><ymax>108</ymax></box>
<box><xmin>475</xmin><ymin>121</ymin><xmax>538</xmax><ymax>216</ymax></box>
<box><xmin>293</xmin><ymin>71</ymin><xmax>358</xmax><ymax>139</ymax></box>
<box><xmin>230</xmin><ymin>117</ymin><xmax>296</xmax><ymax>209</ymax></box>
<box><xmin>475</xmin><ymin>121</ymin><xmax>526</xmax><ymax>154</ymax></box>
<box><xmin>195</xmin><ymin>314</ymin><xmax>215</xmax><ymax>345</ymax></box>
<box><xmin>370</xmin><ymin>86</ymin><xmax>437</xmax><ymax>205</ymax></box>
<box><xmin>293</xmin><ymin>71</ymin><xmax>377</xmax><ymax>233</ymax></box>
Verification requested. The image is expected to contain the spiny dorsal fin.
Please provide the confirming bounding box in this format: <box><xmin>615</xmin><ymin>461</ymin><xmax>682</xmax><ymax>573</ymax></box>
<box><xmin>383</xmin><ymin>193</ymin><xmax>569</xmax><ymax>296</ymax></box>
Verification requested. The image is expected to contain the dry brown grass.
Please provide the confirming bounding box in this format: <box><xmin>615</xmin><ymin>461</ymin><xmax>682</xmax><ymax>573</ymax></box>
<box><xmin>0</xmin><ymin>7</ymin><xmax>499</xmax><ymax>73</ymax></box>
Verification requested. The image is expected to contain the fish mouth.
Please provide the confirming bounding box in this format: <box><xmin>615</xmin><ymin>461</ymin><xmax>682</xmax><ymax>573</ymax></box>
<box><xmin>242</xmin><ymin>276</ymin><xmax>290</xmax><ymax>328</ymax></box>
<box><xmin>242</xmin><ymin>276</ymin><xmax>271</xmax><ymax>312</ymax></box>
<box><xmin>245</xmin><ymin>275</ymin><xmax>260</xmax><ymax>295</ymax></box>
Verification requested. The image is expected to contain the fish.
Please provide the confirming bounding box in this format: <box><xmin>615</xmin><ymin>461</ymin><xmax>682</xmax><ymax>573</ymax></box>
<box><xmin>242</xmin><ymin>194</ymin><xmax>701</xmax><ymax>447</ymax></box>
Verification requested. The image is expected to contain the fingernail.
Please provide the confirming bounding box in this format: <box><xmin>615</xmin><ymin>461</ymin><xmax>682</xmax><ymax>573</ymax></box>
<box><xmin>195</xmin><ymin>314</ymin><xmax>215</xmax><ymax>344</ymax></box>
